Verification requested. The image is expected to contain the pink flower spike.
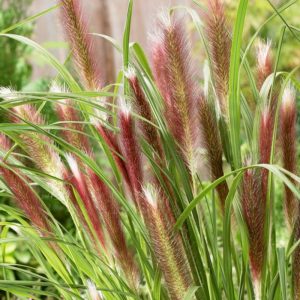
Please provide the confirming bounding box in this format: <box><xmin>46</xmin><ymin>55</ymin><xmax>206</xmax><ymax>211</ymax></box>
<box><xmin>203</xmin><ymin>0</ymin><xmax>231</xmax><ymax>116</ymax></box>
<box><xmin>242</xmin><ymin>166</ymin><xmax>266</xmax><ymax>289</ymax></box>
<box><xmin>92</xmin><ymin>118</ymin><xmax>132</xmax><ymax>190</ymax></box>
<box><xmin>118</xmin><ymin>100</ymin><xmax>143</xmax><ymax>208</ymax></box>
<box><xmin>66</xmin><ymin>154</ymin><xmax>106</xmax><ymax>249</ymax></box>
<box><xmin>256</xmin><ymin>40</ymin><xmax>272</xmax><ymax>90</ymax></box>
<box><xmin>280</xmin><ymin>84</ymin><xmax>298</xmax><ymax>227</ymax></box>
<box><xmin>126</xmin><ymin>67</ymin><xmax>163</xmax><ymax>157</ymax></box>
<box><xmin>150</xmin><ymin>13</ymin><xmax>200</xmax><ymax>172</ymax></box>
<box><xmin>59</xmin><ymin>0</ymin><xmax>102</xmax><ymax>90</ymax></box>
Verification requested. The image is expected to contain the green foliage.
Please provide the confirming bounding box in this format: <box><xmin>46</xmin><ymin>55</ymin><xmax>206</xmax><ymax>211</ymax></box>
<box><xmin>0</xmin><ymin>0</ymin><xmax>300</xmax><ymax>299</ymax></box>
<box><xmin>0</xmin><ymin>0</ymin><xmax>33</xmax><ymax>90</ymax></box>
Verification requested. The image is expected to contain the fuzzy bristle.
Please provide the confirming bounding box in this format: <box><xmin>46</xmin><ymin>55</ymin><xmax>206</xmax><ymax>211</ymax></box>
<box><xmin>0</xmin><ymin>134</ymin><xmax>51</xmax><ymax>234</ymax></box>
<box><xmin>204</xmin><ymin>0</ymin><xmax>231</xmax><ymax>116</ymax></box>
<box><xmin>86</xmin><ymin>280</ymin><xmax>103</xmax><ymax>300</ymax></box>
<box><xmin>199</xmin><ymin>93</ymin><xmax>228</xmax><ymax>211</ymax></box>
<box><xmin>55</xmin><ymin>96</ymin><xmax>91</xmax><ymax>154</ymax></box>
<box><xmin>151</xmin><ymin>14</ymin><xmax>199</xmax><ymax>172</ymax></box>
<box><xmin>242</xmin><ymin>167</ymin><xmax>266</xmax><ymax>287</ymax></box>
<box><xmin>126</xmin><ymin>68</ymin><xmax>163</xmax><ymax>157</ymax></box>
<box><xmin>142</xmin><ymin>185</ymin><xmax>192</xmax><ymax>300</ymax></box>
<box><xmin>280</xmin><ymin>84</ymin><xmax>298</xmax><ymax>228</ymax></box>
<box><xmin>119</xmin><ymin>103</ymin><xmax>143</xmax><ymax>207</ymax></box>
<box><xmin>293</xmin><ymin>216</ymin><xmax>300</xmax><ymax>300</ymax></box>
<box><xmin>256</xmin><ymin>40</ymin><xmax>272</xmax><ymax>90</ymax></box>
<box><xmin>259</xmin><ymin>106</ymin><xmax>274</xmax><ymax>207</ymax></box>
<box><xmin>11</xmin><ymin>104</ymin><xmax>68</xmax><ymax>202</ymax></box>
<box><xmin>87</xmin><ymin>168</ymin><xmax>138</xmax><ymax>288</ymax></box>
<box><xmin>65</xmin><ymin>153</ymin><xmax>106</xmax><ymax>248</ymax></box>
<box><xmin>59</xmin><ymin>0</ymin><xmax>102</xmax><ymax>90</ymax></box>
<box><xmin>92</xmin><ymin>119</ymin><xmax>132</xmax><ymax>190</ymax></box>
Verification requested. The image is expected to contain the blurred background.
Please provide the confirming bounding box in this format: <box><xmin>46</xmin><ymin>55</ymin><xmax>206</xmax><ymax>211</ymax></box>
<box><xmin>30</xmin><ymin>0</ymin><xmax>194</xmax><ymax>82</ymax></box>
<box><xmin>1</xmin><ymin>0</ymin><xmax>299</xmax><ymax>92</ymax></box>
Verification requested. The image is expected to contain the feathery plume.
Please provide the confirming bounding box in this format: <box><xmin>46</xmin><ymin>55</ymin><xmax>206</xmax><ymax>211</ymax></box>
<box><xmin>92</xmin><ymin>118</ymin><xmax>132</xmax><ymax>189</ymax></box>
<box><xmin>259</xmin><ymin>106</ymin><xmax>274</xmax><ymax>205</ymax></box>
<box><xmin>280</xmin><ymin>84</ymin><xmax>298</xmax><ymax>228</ymax></box>
<box><xmin>0</xmin><ymin>134</ymin><xmax>51</xmax><ymax>234</ymax></box>
<box><xmin>65</xmin><ymin>154</ymin><xmax>106</xmax><ymax>248</ymax></box>
<box><xmin>12</xmin><ymin>104</ymin><xmax>64</xmax><ymax>179</ymax></box>
<box><xmin>151</xmin><ymin>42</ymin><xmax>171</xmax><ymax>105</ymax></box>
<box><xmin>203</xmin><ymin>0</ymin><xmax>231</xmax><ymax>116</ymax></box>
<box><xmin>151</xmin><ymin>13</ymin><xmax>199</xmax><ymax>172</ymax></box>
<box><xmin>242</xmin><ymin>166</ymin><xmax>265</xmax><ymax>294</ymax></box>
<box><xmin>11</xmin><ymin>104</ymin><xmax>68</xmax><ymax>203</ymax></box>
<box><xmin>293</xmin><ymin>216</ymin><xmax>300</xmax><ymax>300</ymax></box>
<box><xmin>118</xmin><ymin>100</ymin><xmax>143</xmax><ymax>207</ymax></box>
<box><xmin>0</xmin><ymin>87</ymin><xmax>18</xmax><ymax>100</ymax></box>
<box><xmin>256</xmin><ymin>40</ymin><xmax>272</xmax><ymax>90</ymax></box>
<box><xmin>52</xmin><ymin>82</ymin><xmax>91</xmax><ymax>153</ymax></box>
<box><xmin>199</xmin><ymin>93</ymin><xmax>228</xmax><ymax>211</ymax></box>
<box><xmin>86</xmin><ymin>280</ymin><xmax>103</xmax><ymax>300</ymax></box>
<box><xmin>59</xmin><ymin>0</ymin><xmax>102</xmax><ymax>90</ymax></box>
<box><xmin>125</xmin><ymin>67</ymin><xmax>163</xmax><ymax>157</ymax></box>
<box><xmin>87</xmin><ymin>168</ymin><xmax>138</xmax><ymax>288</ymax></box>
<box><xmin>143</xmin><ymin>185</ymin><xmax>192</xmax><ymax>300</ymax></box>
<box><xmin>54</xmin><ymin>95</ymin><xmax>91</xmax><ymax>154</ymax></box>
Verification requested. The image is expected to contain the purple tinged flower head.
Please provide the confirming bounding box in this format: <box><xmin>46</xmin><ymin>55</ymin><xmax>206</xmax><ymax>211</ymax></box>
<box><xmin>280</xmin><ymin>83</ymin><xmax>298</xmax><ymax>228</ymax></box>
<box><xmin>259</xmin><ymin>106</ymin><xmax>275</xmax><ymax>206</ymax></box>
<box><xmin>65</xmin><ymin>153</ymin><xmax>106</xmax><ymax>249</ymax></box>
<box><xmin>256</xmin><ymin>40</ymin><xmax>272</xmax><ymax>90</ymax></box>
<box><xmin>0</xmin><ymin>134</ymin><xmax>51</xmax><ymax>235</ymax></box>
<box><xmin>203</xmin><ymin>0</ymin><xmax>231</xmax><ymax>116</ymax></box>
<box><xmin>125</xmin><ymin>67</ymin><xmax>163</xmax><ymax>157</ymax></box>
<box><xmin>241</xmin><ymin>164</ymin><xmax>266</xmax><ymax>290</ymax></box>
<box><xmin>118</xmin><ymin>99</ymin><xmax>143</xmax><ymax>208</ymax></box>
<box><xmin>142</xmin><ymin>185</ymin><xmax>192</xmax><ymax>300</ymax></box>
<box><xmin>199</xmin><ymin>92</ymin><xmax>228</xmax><ymax>212</ymax></box>
<box><xmin>87</xmin><ymin>168</ymin><xmax>138</xmax><ymax>289</ymax></box>
<box><xmin>59</xmin><ymin>0</ymin><xmax>102</xmax><ymax>90</ymax></box>
<box><xmin>52</xmin><ymin>83</ymin><xmax>91</xmax><ymax>154</ymax></box>
<box><xmin>91</xmin><ymin>117</ymin><xmax>132</xmax><ymax>191</ymax></box>
<box><xmin>150</xmin><ymin>13</ymin><xmax>200</xmax><ymax>173</ymax></box>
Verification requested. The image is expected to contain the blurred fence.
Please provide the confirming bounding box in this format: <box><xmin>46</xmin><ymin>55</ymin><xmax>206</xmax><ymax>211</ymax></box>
<box><xmin>30</xmin><ymin>0</ymin><xmax>194</xmax><ymax>82</ymax></box>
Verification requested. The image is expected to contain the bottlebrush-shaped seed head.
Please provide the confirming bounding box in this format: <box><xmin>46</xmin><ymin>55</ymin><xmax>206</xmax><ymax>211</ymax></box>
<box><xmin>203</xmin><ymin>0</ymin><xmax>231</xmax><ymax>116</ymax></box>
<box><xmin>259</xmin><ymin>106</ymin><xmax>274</xmax><ymax>165</ymax></box>
<box><xmin>143</xmin><ymin>185</ymin><xmax>192</xmax><ymax>300</ymax></box>
<box><xmin>199</xmin><ymin>93</ymin><xmax>228</xmax><ymax>211</ymax></box>
<box><xmin>242</xmin><ymin>166</ymin><xmax>266</xmax><ymax>288</ymax></box>
<box><xmin>293</xmin><ymin>217</ymin><xmax>300</xmax><ymax>300</ymax></box>
<box><xmin>259</xmin><ymin>105</ymin><xmax>275</xmax><ymax>206</ymax></box>
<box><xmin>125</xmin><ymin>67</ymin><xmax>162</xmax><ymax>156</ymax></box>
<box><xmin>256</xmin><ymin>40</ymin><xmax>272</xmax><ymax>90</ymax></box>
<box><xmin>11</xmin><ymin>104</ymin><xmax>65</xmax><ymax>181</ymax></box>
<box><xmin>59</xmin><ymin>0</ymin><xmax>102</xmax><ymax>90</ymax></box>
<box><xmin>0</xmin><ymin>135</ymin><xmax>50</xmax><ymax>234</ymax></box>
<box><xmin>52</xmin><ymin>82</ymin><xmax>91</xmax><ymax>153</ymax></box>
<box><xmin>280</xmin><ymin>84</ymin><xmax>298</xmax><ymax>228</ymax></box>
<box><xmin>87</xmin><ymin>168</ymin><xmax>138</xmax><ymax>289</ymax></box>
<box><xmin>86</xmin><ymin>280</ymin><xmax>103</xmax><ymax>300</ymax></box>
<box><xmin>150</xmin><ymin>13</ymin><xmax>200</xmax><ymax>172</ymax></box>
<box><xmin>65</xmin><ymin>154</ymin><xmax>106</xmax><ymax>248</ymax></box>
<box><xmin>118</xmin><ymin>99</ymin><xmax>143</xmax><ymax>207</ymax></box>
<box><xmin>86</xmin><ymin>279</ymin><xmax>103</xmax><ymax>300</ymax></box>
<box><xmin>91</xmin><ymin>117</ymin><xmax>132</xmax><ymax>189</ymax></box>
<box><xmin>54</xmin><ymin>96</ymin><xmax>91</xmax><ymax>154</ymax></box>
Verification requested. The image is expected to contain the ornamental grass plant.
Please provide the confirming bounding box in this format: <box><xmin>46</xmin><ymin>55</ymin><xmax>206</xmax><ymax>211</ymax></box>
<box><xmin>0</xmin><ymin>0</ymin><xmax>300</xmax><ymax>299</ymax></box>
